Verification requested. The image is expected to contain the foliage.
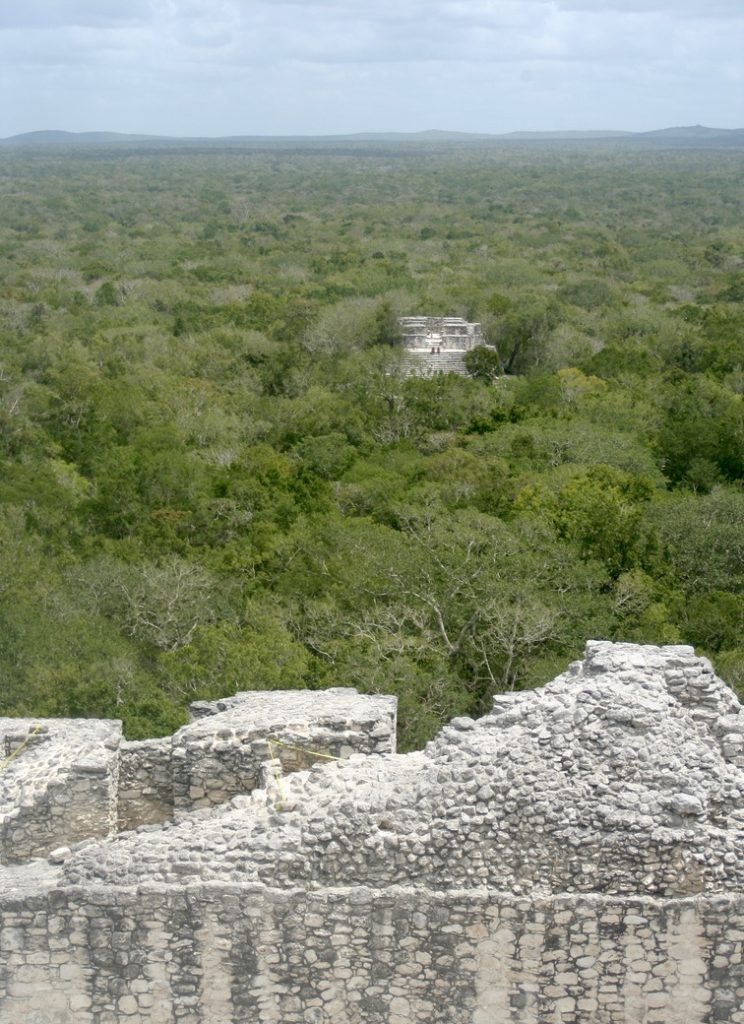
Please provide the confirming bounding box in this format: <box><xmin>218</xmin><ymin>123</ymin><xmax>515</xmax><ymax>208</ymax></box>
<box><xmin>463</xmin><ymin>345</ymin><xmax>502</xmax><ymax>381</ymax></box>
<box><xmin>0</xmin><ymin>140</ymin><xmax>742</xmax><ymax>747</ymax></box>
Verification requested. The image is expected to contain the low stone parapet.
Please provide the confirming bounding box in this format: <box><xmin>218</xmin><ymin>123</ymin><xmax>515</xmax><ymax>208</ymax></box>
<box><xmin>1</xmin><ymin>884</ymin><xmax>742</xmax><ymax>1023</ymax></box>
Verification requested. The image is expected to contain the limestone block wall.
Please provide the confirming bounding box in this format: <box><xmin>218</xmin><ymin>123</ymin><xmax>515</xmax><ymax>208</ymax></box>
<box><xmin>1</xmin><ymin>885</ymin><xmax>742</xmax><ymax>1024</ymax></box>
<box><xmin>1</xmin><ymin>644</ymin><xmax>742</xmax><ymax>1024</ymax></box>
<box><xmin>170</xmin><ymin>689</ymin><xmax>397</xmax><ymax>816</ymax></box>
<box><xmin>1</xmin><ymin>761</ymin><xmax>119</xmax><ymax>866</ymax></box>
<box><xmin>171</xmin><ymin>721</ymin><xmax>394</xmax><ymax>815</ymax></box>
<box><xmin>0</xmin><ymin>719</ymin><xmax>120</xmax><ymax>864</ymax></box>
<box><xmin>118</xmin><ymin>738</ymin><xmax>174</xmax><ymax>832</ymax></box>
<box><xmin>565</xmin><ymin>640</ymin><xmax>744</xmax><ymax>771</ymax></box>
<box><xmin>63</xmin><ymin>646</ymin><xmax>743</xmax><ymax>897</ymax></box>
<box><xmin>117</xmin><ymin>691</ymin><xmax>398</xmax><ymax>829</ymax></box>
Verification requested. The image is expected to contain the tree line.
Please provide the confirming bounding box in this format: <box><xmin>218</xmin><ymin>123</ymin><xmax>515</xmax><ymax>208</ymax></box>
<box><xmin>0</xmin><ymin>141</ymin><xmax>742</xmax><ymax>747</ymax></box>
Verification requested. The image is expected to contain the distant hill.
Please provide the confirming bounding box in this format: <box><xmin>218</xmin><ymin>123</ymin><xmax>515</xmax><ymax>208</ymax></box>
<box><xmin>502</xmin><ymin>130</ymin><xmax>633</xmax><ymax>140</ymax></box>
<box><xmin>0</xmin><ymin>130</ymin><xmax>170</xmax><ymax>145</ymax></box>
<box><xmin>2</xmin><ymin>126</ymin><xmax>743</xmax><ymax>148</ymax></box>
<box><xmin>640</xmin><ymin>124</ymin><xmax>736</xmax><ymax>138</ymax></box>
<box><xmin>633</xmin><ymin>125</ymin><xmax>744</xmax><ymax>147</ymax></box>
<box><xmin>0</xmin><ymin>128</ymin><xmax>500</xmax><ymax>146</ymax></box>
<box><xmin>339</xmin><ymin>129</ymin><xmax>498</xmax><ymax>141</ymax></box>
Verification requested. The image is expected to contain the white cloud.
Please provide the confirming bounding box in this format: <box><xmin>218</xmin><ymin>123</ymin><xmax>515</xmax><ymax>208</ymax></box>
<box><xmin>554</xmin><ymin>0</ymin><xmax>744</xmax><ymax>14</ymax></box>
<box><xmin>0</xmin><ymin>1</ymin><xmax>154</xmax><ymax>29</ymax></box>
<box><xmin>0</xmin><ymin>0</ymin><xmax>741</xmax><ymax>135</ymax></box>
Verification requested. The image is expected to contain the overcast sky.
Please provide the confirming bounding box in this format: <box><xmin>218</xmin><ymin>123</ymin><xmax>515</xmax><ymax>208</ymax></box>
<box><xmin>1</xmin><ymin>0</ymin><xmax>742</xmax><ymax>137</ymax></box>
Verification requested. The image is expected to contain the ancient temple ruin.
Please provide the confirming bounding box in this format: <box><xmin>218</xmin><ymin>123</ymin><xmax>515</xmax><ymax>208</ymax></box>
<box><xmin>1</xmin><ymin>642</ymin><xmax>743</xmax><ymax>1023</ymax></box>
<box><xmin>399</xmin><ymin>315</ymin><xmax>496</xmax><ymax>376</ymax></box>
<box><xmin>0</xmin><ymin>688</ymin><xmax>396</xmax><ymax>864</ymax></box>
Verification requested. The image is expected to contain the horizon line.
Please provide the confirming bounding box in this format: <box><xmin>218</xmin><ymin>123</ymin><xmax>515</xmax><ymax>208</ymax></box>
<box><xmin>3</xmin><ymin>123</ymin><xmax>744</xmax><ymax>143</ymax></box>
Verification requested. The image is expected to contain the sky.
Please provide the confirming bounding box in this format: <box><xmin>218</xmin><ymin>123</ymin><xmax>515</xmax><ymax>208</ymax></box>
<box><xmin>1</xmin><ymin>0</ymin><xmax>742</xmax><ymax>137</ymax></box>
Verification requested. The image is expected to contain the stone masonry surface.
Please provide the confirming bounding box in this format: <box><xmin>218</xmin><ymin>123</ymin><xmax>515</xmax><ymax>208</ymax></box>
<box><xmin>0</xmin><ymin>718</ymin><xmax>121</xmax><ymax>864</ymax></box>
<box><xmin>0</xmin><ymin>643</ymin><xmax>742</xmax><ymax>1023</ymax></box>
<box><xmin>398</xmin><ymin>315</ymin><xmax>495</xmax><ymax>376</ymax></box>
<box><xmin>114</xmin><ymin>687</ymin><xmax>397</xmax><ymax>832</ymax></box>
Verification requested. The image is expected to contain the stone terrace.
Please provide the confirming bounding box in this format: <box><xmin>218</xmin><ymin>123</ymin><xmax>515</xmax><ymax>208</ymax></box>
<box><xmin>1</xmin><ymin>644</ymin><xmax>743</xmax><ymax>1024</ymax></box>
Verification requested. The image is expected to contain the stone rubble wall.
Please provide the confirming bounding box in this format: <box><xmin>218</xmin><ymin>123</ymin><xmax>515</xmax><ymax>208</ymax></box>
<box><xmin>1</xmin><ymin>645</ymin><xmax>742</xmax><ymax>1024</ymax></box>
<box><xmin>2</xmin><ymin>690</ymin><xmax>397</xmax><ymax>845</ymax></box>
<box><xmin>1</xmin><ymin>761</ymin><xmax>118</xmax><ymax>867</ymax></box>
<box><xmin>171</xmin><ymin>717</ymin><xmax>395</xmax><ymax>817</ymax></box>
<box><xmin>62</xmin><ymin>645</ymin><xmax>743</xmax><ymax>897</ymax></box>
<box><xmin>0</xmin><ymin>884</ymin><xmax>742</xmax><ymax>1024</ymax></box>
<box><xmin>561</xmin><ymin>641</ymin><xmax>744</xmax><ymax>770</ymax></box>
<box><xmin>576</xmin><ymin>641</ymin><xmax>741</xmax><ymax>723</ymax></box>
<box><xmin>172</xmin><ymin>724</ymin><xmax>395</xmax><ymax>819</ymax></box>
<box><xmin>168</xmin><ymin>691</ymin><xmax>396</xmax><ymax>817</ymax></box>
<box><xmin>0</xmin><ymin>720</ymin><xmax>120</xmax><ymax>865</ymax></box>
<box><xmin>118</xmin><ymin>739</ymin><xmax>174</xmax><ymax>832</ymax></box>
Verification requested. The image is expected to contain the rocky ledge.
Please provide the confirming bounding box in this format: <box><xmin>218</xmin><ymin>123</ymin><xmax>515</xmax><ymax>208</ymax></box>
<box><xmin>58</xmin><ymin>641</ymin><xmax>744</xmax><ymax>898</ymax></box>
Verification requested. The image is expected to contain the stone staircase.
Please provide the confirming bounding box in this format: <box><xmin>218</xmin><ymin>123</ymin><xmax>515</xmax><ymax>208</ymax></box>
<box><xmin>406</xmin><ymin>348</ymin><xmax>469</xmax><ymax>376</ymax></box>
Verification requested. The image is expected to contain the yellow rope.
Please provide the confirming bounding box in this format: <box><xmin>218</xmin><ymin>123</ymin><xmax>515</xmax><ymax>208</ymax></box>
<box><xmin>266</xmin><ymin>736</ymin><xmax>341</xmax><ymax>762</ymax></box>
<box><xmin>0</xmin><ymin>725</ymin><xmax>42</xmax><ymax>775</ymax></box>
<box><xmin>264</xmin><ymin>735</ymin><xmax>342</xmax><ymax>811</ymax></box>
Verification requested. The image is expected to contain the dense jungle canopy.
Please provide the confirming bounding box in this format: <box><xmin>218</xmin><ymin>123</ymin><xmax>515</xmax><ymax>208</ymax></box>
<box><xmin>0</xmin><ymin>139</ymin><xmax>742</xmax><ymax>748</ymax></box>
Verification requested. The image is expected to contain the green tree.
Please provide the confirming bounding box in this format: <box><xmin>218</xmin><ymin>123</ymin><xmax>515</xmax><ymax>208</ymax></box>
<box><xmin>655</xmin><ymin>375</ymin><xmax>744</xmax><ymax>489</ymax></box>
<box><xmin>463</xmin><ymin>345</ymin><xmax>502</xmax><ymax>381</ymax></box>
<box><xmin>159</xmin><ymin>603</ymin><xmax>311</xmax><ymax>702</ymax></box>
<box><xmin>491</xmin><ymin>300</ymin><xmax>560</xmax><ymax>375</ymax></box>
<box><xmin>550</xmin><ymin>466</ymin><xmax>657</xmax><ymax>577</ymax></box>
